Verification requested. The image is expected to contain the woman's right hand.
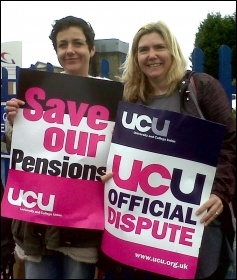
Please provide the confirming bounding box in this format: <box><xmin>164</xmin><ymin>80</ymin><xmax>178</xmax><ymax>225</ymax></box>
<box><xmin>5</xmin><ymin>98</ymin><xmax>25</xmax><ymax>125</ymax></box>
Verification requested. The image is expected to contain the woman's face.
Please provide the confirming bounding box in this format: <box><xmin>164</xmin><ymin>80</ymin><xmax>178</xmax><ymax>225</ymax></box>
<box><xmin>137</xmin><ymin>32</ymin><xmax>172</xmax><ymax>82</ymax></box>
<box><xmin>56</xmin><ymin>26</ymin><xmax>95</xmax><ymax>76</ymax></box>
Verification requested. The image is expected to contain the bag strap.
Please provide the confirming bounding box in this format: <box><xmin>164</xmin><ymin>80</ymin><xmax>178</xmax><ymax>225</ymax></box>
<box><xmin>188</xmin><ymin>75</ymin><xmax>205</xmax><ymax>119</ymax></box>
<box><xmin>179</xmin><ymin>70</ymin><xmax>205</xmax><ymax>119</ymax></box>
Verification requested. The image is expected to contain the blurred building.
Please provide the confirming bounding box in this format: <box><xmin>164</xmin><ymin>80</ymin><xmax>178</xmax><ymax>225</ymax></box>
<box><xmin>90</xmin><ymin>38</ymin><xmax>129</xmax><ymax>81</ymax></box>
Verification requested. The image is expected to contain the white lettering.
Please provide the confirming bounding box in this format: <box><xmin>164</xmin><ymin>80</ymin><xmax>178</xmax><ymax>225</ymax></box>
<box><xmin>8</xmin><ymin>187</ymin><xmax>55</xmax><ymax>211</ymax></box>
<box><xmin>122</xmin><ymin>111</ymin><xmax>170</xmax><ymax>137</ymax></box>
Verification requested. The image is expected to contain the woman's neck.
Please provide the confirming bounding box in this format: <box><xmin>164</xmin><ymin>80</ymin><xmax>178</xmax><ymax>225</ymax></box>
<box><xmin>149</xmin><ymin>78</ymin><xmax>168</xmax><ymax>96</ymax></box>
<box><xmin>64</xmin><ymin>70</ymin><xmax>89</xmax><ymax>77</ymax></box>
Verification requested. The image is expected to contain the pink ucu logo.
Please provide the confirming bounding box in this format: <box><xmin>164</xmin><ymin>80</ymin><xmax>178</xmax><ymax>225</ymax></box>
<box><xmin>7</xmin><ymin>188</ymin><xmax>55</xmax><ymax>211</ymax></box>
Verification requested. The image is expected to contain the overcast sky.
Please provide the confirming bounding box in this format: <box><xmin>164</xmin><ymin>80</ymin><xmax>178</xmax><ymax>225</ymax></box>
<box><xmin>1</xmin><ymin>1</ymin><xmax>236</xmax><ymax>68</ymax></box>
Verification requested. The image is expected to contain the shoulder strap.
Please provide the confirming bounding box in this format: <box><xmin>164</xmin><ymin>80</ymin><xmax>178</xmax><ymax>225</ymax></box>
<box><xmin>188</xmin><ymin>75</ymin><xmax>205</xmax><ymax>119</ymax></box>
<box><xmin>179</xmin><ymin>70</ymin><xmax>205</xmax><ymax>119</ymax></box>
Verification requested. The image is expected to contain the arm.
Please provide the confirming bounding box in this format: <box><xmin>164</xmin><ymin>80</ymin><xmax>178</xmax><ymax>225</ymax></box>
<box><xmin>194</xmin><ymin>73</ymin><xmax>236</xmax><ymax>203</ymax></box>
<box><xmin>194</xmin><ymin>73</ymin><xmax>236</xmax><ymax>225</ymax></box>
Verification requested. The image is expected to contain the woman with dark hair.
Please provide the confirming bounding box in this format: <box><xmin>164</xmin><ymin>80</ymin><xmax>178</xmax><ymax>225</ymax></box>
<box><xmin>4</xmin><ymin>16</ymin><xmax>103</xmax><ymax>279</ymax></box>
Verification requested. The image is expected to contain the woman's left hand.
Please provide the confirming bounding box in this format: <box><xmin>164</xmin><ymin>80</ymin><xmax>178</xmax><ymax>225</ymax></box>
<box><xmin>196</xmin><ymin>194</ymin><xmax>223</xmax><ymax>226</ymax></box>
<box><xmin>101</xmin><ymin>172</ymin><xmax>113</xmax><ymax>183</ymax></box>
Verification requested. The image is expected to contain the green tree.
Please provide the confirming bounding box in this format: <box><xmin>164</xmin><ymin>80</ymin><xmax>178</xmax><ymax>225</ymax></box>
<box><xmin>193</xmin><ymin>12</ymin><xmax>236</xmax><ymax>80</ymax></box>
<box><xmin>232</xmin><ymin>108</ymin><xmax>236</xmax><ymax>120</ymax></box>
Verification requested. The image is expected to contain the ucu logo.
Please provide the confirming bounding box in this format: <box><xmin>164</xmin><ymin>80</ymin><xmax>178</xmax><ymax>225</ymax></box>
<box><xmin>122</xmin><ymin>111</ymin><xmax>170</xmax><ymax>137</ymax></box>
<box><xmin>112</xmin><ymin>155</ymin><xmax>206</xmax><ymax>205</ymax></box>
<box><xmin>7</xmin><ymin>188</ymin><xmax>55</xmax><ymax>211</ymax></box>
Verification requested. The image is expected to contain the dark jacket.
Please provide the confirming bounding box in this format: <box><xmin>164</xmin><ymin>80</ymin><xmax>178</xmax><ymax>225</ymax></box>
<box><xmin>181</xmin><ymin>71</ymin><xmax>236</xmax><ymax>253</ymax></box>
<box><xmin>180</xmin><ymin>72</ymin><xmax>236</xmax><ymax>205</ymax></box>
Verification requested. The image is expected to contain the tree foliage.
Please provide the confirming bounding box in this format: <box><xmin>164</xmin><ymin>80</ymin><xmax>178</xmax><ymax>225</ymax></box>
<box><xmin>232</xmin><ymin>108</ymin><xmax>236</xmax><ymax>120</ymax></box>
<box><xmin>194</xmin><ymin>12</ymin><xmax>236</xmax><ymax>80</ymax></box>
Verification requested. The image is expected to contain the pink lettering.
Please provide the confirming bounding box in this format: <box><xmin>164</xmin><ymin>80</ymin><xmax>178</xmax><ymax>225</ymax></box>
<box><xmin>23</xmin><ymin>87</ymin><xmax>109</xmax><ymax>129</ymax></box>
<box><xmin>23</xmin><ymin>87</ymin><xmax>45</xmax><ymax>121</ymax></box>
<box><xmin>43</xmin><ymin>99</ymin><xmax>65</xmax><ymax>124</ymax></box>
<box><xmin>107</xmin><ymin>207</ymin><xmax>195</xmax><ymax>246</ymax></box>
<box><xmin>112</xmin><ymin>155</ymin><xmax>170</xmax><ymax>195</ymax></box>
<box><xmin>87</xmin><ymin>105</ymin><xmax>109</xmax><ymax>129</ymax></box>
<box><xmin>43</xmin><ymin>127</ymin><xmax>105</xmax><ymax>157</ymax></box>
<box><xmin>135</xmin><ymin>217</ymin><xmax>152</xmax><ymax>234</ymax></box>
<box><xmin>179</xmin><ymin>227</ymin><xmax>195</xmax><ymax>246</ymax></box>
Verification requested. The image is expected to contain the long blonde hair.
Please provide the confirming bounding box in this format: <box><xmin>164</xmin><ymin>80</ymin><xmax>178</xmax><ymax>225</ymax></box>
<box><xmin>121</xmin><ymin>21</ymin><xmax>187</xmax><ymax>103</ymax></box>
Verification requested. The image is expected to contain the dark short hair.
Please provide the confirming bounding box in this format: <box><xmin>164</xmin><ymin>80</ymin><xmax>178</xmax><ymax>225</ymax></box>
<box><xmin>49</xmin><ymin>16</ymin><xmax>95</xmax><ymax>51</ymax></box>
